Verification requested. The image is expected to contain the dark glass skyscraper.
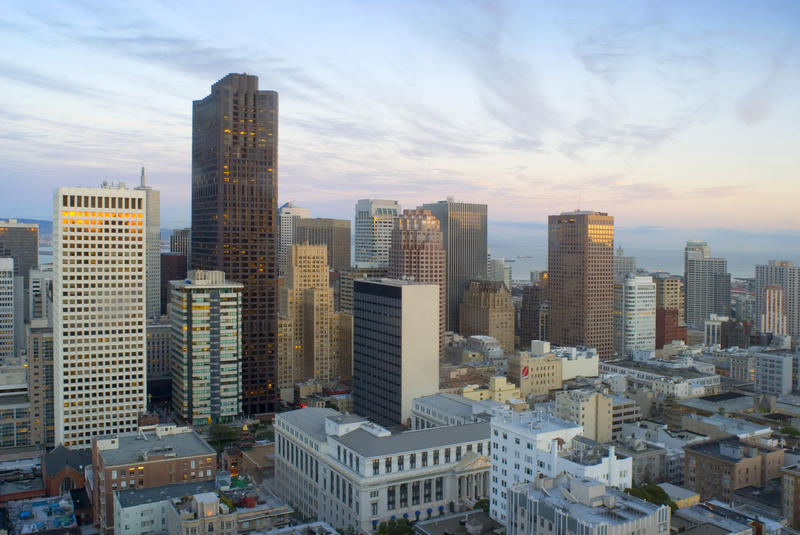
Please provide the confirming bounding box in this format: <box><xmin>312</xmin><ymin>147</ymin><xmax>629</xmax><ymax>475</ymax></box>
<box><xmin>191</xmin><ymin>73</ymin><xmax>278</xmax><ymax>415</ymax></box>
<box><xmin>421</xmin><ymin>200</ymin><xmax>487</xmax><ymax>332</ymax></box>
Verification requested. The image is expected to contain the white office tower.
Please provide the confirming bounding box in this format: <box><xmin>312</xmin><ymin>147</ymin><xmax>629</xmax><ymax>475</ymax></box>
<box><xmin>489</xmin><ymin>409</ymin><xmax>632</xmax><ymax>526</ymax></box>
<box><xmin>0</xmin><ymin>258</ymin><xmax>13</xmax><ymax>361</ymax></box>
<box><xmin>54</xmin><ymin>184</ymin><xmax>147</xmax><ymax>446</ymax></box>
<box><xmin>354</xmin><ymin>199</ymin><xmax>400</xmax><ymax>267</ymax></box>
<box><xmin>278</xmin><ymin>202</ymin><xmax>311</xmax><ymax>276</ymax></box>
<box><xmin>613</xmin><ymin>274</ymin><xmax>656</xmax><ymax>357</ymax></box>
<box><xmin>352</xmin><ymin>279</ymin><xmax>438</xmax><ymax>426</ymax></box>
<box><xmin>135</xmin><ymin>167</ymin><xmax>161</xmax><ymax>319</ymax></box>
<box><xmin>684</xmin><ymin>240</ymin><xmax>730</xmax><ymax>329</ymax></box>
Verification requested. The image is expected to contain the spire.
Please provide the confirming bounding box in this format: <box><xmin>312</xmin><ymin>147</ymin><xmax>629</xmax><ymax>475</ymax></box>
<box><xmin>140</xmin><ymin>166</ymin><xmax>146</xmax><ymax>187</ymax></box>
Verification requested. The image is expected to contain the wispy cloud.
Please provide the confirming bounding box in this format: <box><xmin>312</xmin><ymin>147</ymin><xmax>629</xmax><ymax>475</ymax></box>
<box><xmin>736</xmin><ymin>41</ymin><xmax>799</xmax><ymax>125</ymax></box>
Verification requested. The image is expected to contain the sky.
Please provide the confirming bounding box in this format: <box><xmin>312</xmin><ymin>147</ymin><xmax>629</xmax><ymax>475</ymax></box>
<box><xmin>1</xmin><ymin>1</ymin><xmax>798</xmax><ymax>276</ymax></box>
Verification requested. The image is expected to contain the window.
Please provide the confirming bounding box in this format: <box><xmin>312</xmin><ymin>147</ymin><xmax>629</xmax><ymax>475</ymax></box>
<box><xmin>400</xmin><ymin>484</ymin><xmax>408</xmax><ymax>507</ymax></box>
<box><xmin>371</xmin><ymin>502</ymin><xmax>378</xmax><ymax>516</ymax></box>
<box><xmin>373</xmin><ymin>459</ymin><xmax>379</xmax><ymax>475</ymax></box>
<box><xmin>412</xmin><ymin>482</ymin><xmax>420</xmax><ymax>505</ymax></box>
<box><xmin>435</xmin><ymin>477</ymin><xmax>443</xmax><ymax>500</ymax></box>
<box><xmin>456</xmin><ymin>447</ymin><xmax>462</xmax><ymax>461</ymax></box>
<box><xmin>424</xmin><ymin>480</ymin><xmax>432</xmax><ymax>503</ymax></box>
<box><xmin>385</xmin><ymin>458</ymin><xmax>392</xmax><ymax>473</ymax></box>
<box><xmin>445</xmin><ymin>448</ymin><xmax>451</xmax><ymax>463</ymax></box>
<box><xmin>398</xmin><ymin>455</ymin><xmax>404</xmax><ymax>471</ymax></box>
<box><xmin>387</xmin><ymin>486</ymin><xmax>396</xmax><ymax>510</ymax></box>
<box><xmin>410</xmin><ymin>454</ymin><xmax>417</xmax><ymax>469</ymax></box>
<box><xmin>422</xmin><ymin>452</ymin><xmax>428</xmax><ymax>467</ymax></box>
<box><xmin>433</xmin><ymin>450</ymin><xmax>439</xmax><ymax>465</ymax></box>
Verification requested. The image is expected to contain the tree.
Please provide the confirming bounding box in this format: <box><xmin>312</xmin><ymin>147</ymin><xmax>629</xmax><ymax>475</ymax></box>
<box><xmin>207</xmin><ymin>424</ymin><xmax>239</xmax><ymax>451</ymax></box>
<box><xmin>625</xmin><ymin>484</ymin><xmax>678</xmax><ymax>511</ymax></box>
<box><xmin>781</xmin><ymin>426</ymin><xmax>800</xmax><ymax>436</ymax></box>
<box><xmin>473</xmin><ymin>499</ymin><xmax>490</xmax><ymax>513</ymax></box>
<box><xmin>376</xmin><ymin>519</ymin><xmax>414</xmax><ymax>535</ymax></box>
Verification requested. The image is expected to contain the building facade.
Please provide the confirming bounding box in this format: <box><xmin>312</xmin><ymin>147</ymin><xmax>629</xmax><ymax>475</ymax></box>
<box><xmin>135</xmin><ymin>168</ymin><xmax>161</xmax><ymax>319</ymax></box>
<box><xmin>547</xmin><ymin>211</ymin><xmax>614</xmax><ymax>358</ymax></box>
<box><xmin>459</xmin><ymin>280</ymin><xmax>514</xmax><ymax>355</ymax></box>
<box><xmin>169</xmin><ymin>270</ymin><xmax>243</xmax><ymax>425</ymax></box>
<box><xmin>554</xmin><ymin>390</ymin><xmax>612</xmax><ymax>443</ymax></box>
<box><xmin>160</xmin><ymin>252</ymin><xmax>187</xmax><ymax>316</ymax></box>
<box><xmin>0</xmin><ymin>219</ymin><xmax>38</xmax><ymax>287</ymax></box>
<box><xmin>421</xmin><ymin>200</ymin><xmax>487</xmax><ymax>333</ymax></box>
<box><xmin>0</xmin><ymin>258</ymin><xmax>13</xmax><ymax>361</ymax></box>
<box><xmin>295</xmin><ymin>218</ymin><xmax>351</xmax><ymax>272</ymax></box>
<box><xmin>352</xmin><ymin>279</ymin><xmax>439</xmax><ymax>427</ymax></box>
<box><xmin>278</xmin><ymin>202</ymin><xmax>311</xmax><ymax>276</ymax></box>
<box><xmin>169</xmin><ymin>228</ymin><xmax>191</xmax><ymax>269</ymax></box>
<box><xmin>191</xmin><ymin>73</ymin><xmax>278</xmax><ymax>415</ymax></box>
<box><xmin>54</xmin><ymin>184</ymin><xmax>146</xmax><ymax>447</ymax></box>
<box><xmin>684</xmin><ymin>240</ymin><xmax>731</xmax><ymax>329</ymax></box>
<box><xmin>388</xmin><ymin>209</ymin><xmax>446</xmax><ymax>358</ymax></box>
<box><xmin>755</xmin><ymin>260</ymin><xmax>800</xmax><ymax>338</ymax></box>
<box><xmin>355</xmin><ymin>199</ymin><xmax>400</xmax><ymax>267</ymax></box>
<box><xmin>518</xmin><ymin>281</ymin><xmax>547</xmax><ymax>348</ymax></box>
<box><xmin>613</xmin><ymin>274</ymin><xmax>656</xmax><ymax>358</ymax></box>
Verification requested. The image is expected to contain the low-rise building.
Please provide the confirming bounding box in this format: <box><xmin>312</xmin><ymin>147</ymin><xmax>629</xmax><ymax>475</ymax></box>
<box><xmin>656</xmin><ymin>482</ymin><xmax>699</xmax><ymax>509</ymax></box>
<box><xmin>461</xmin><ymin>376</ymin><xmax>520</xmax><ymax>403</ymax></box>
<box><xmin>680</xmin><ymin>413</ymin><xmax>772</xmax><ymax>441</ymax></box>
<box><xmin>43</xmin><ymin>445</ymin><xmax>90</xmax><ymax>496</ymax></box>
<box><xmin>599</xmin><ymin>360</ymin><xmax>720</xmax><ymax>392</ymax></box>
<box><xmin>91</xmin><ymin>425</ymin><xmax>217</xmax><ymax>534</ymax></box>
<box><xmin>684</xmin><ymin>438</ymin><xmax>784</xmax><ymax>502</ymax></box>
<box><xmin>620</xmin><ymin>420</ymin><xmax>709</xmax><ymax>484</ymax></box>
<box><xmin>554</xmin><ymin>389</ymin><xmax>612</xmax><ymax>443</ymax></box>
<box><xmin>274</xmin><ymin>407</ymin><xmax>491</xmax><ymax>533</ymax></box>
<box><xmin>7</xmin><ymin>494</ymin><xmax>79</xmax><ymax>535</ymax></box>
<box><xmin>413</xmin><ymin>510</ymin><xmax>502</xmax><ymax>535</ymax></box>
<box><xmin>507</xmin><ymin>341</ymin><xmax>599</xmax><ymax>399</ymax></box>
<box><xmin>508</xmin><ymin>475</ymin><xmax>670</xmax><ymax>535</ymax></box>
<box><xmin>611</xmin><ymin>395</ymin><xmax>641</xmax><ymax>439</ymax></box>
<box><xmin>411</xmin><ymin>393</ymin><xmax>503</xmax><ymax>430</ymax></box>
<box><xmin>613</xmin><ymin>436</ymin><xmax>666</xmax><ymax>486</ymax></box>
<box><xmin>781</xmin><ymin>463</ymin><xmax>800</xmax><ymax>530</ymax></box>
<box><xmin>0</xmin><ymin>454</ymin><xmax>45</xmax><ymax>503</ymax></box>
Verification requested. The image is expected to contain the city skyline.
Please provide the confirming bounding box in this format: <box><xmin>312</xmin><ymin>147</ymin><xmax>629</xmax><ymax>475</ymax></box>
<box><xmin>1</xmin><ymin>1</ymin><xmax>798</xmax><ymax>244</ymax></box>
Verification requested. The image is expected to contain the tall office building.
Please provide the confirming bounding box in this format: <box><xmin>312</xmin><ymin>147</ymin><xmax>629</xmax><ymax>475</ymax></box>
<box><xmin>354</xmin><ymin>199</ymin><xmax>400</xmax><ymax>267</ymax></box>
<box><xmin>160</xmin><ymin>252</ymin><xmax>188</xmax><ymax>315</ymax></box>
<box><xmin>54</xmin><ymin>184</ymin><xmax>146</xmax><ymax>446</ymax></box>
<box><xmin>422</xmin><ymin>199</ymin><xmax>487</xmax><ymax>332</ymax></box>
<box><xmin>755</xmin><ymin>260</ymin><xmax>800</xmax><ymax>338</ymax></box>
<box><xmin>0</xmin><ymin>258</ymin><xmax>13</xmax><ymax>361</ymax></box>
<box><xmin>761</xmin><ymin>285</ymin><xmax>787</xmax><ymax>335</ymax></box>
<box><xmin>295</xmin><ymin>218</ymin><xmax>351</xmax><ymax>271</ymax></box>
<box><xmin>459</xmin><ymin>280</ymin><xmax>514</xmax><ymax>355</ymax></box>
<box><xmin>547</xmin><ymin>211</ymin><xmax>614</xmax><ymax>358</ymax></box>
<box><xmin>613</xmin><ymin>274</ymin><xmax>656</xmax><ymax>357</ymax></box>
<box><xmin>192</xmin><ymin>73</ymin><xmax>279</xmax><ymax>415</ymax></box>
<box><xmin>684</xmin><ymin>240</ymin><xmax>731</xmax><ymax>329</ymax></box>
<box><xmin>0</xmin><ymin>219</ymin><xmax>39</xmax><ymax>287</ymax></box>
<box><xmin>278</xmin><ymin>202</ymin><xmax>311</xmax><ymax>276</ymax></box>
<box><xmin>613</xmin><ymin>247</ymin><xmax>636</xmax><ymax>282</ymax></box>
<box><xmin>338</xmin><ymin>267</ymin><xmax>388</xmax><ymax>315</ymax></box>
<box><xmin>170</xmin><ymin>227</ymin><xmax>191</xmax><ymax>269</ymax></box>
<box><xmin>135</xmin><ymin>168</ymin><xmax>161</xmax><ymax>319</ymax></box>
<box><xmin>352</xmin><ymin>279</ymin><xmax>439</xmax><ymax>427</ymax></box>
<box><xmin>519</xmin><ymin>279</ymin><xmax>548</xmax><ymax>347</ymax></box>
<box><xmin>28</xmin><ymin>264</ymin><xmax>54</xmax><ymax>447</ymax></box>
<box><xmin>388</xmin><ymin>209</ymin><xmax>446</xmax><ymax>357</ymax></box>
<box><xmin>278</xmin><ymin>244</ymin><xmax>336</xmax><ymax>399</ymax></box>
<box><xmin>169</xmin><ymin>270</ymin><xmax>243</xmax><ymax>425</ymax></box>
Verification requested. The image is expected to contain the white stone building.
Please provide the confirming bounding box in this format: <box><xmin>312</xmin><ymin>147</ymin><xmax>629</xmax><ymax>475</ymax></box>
<box><xmin>613</xmin><ymin>274</ymin><xmax>656</xmax><ymax>358</ymax></box>
<box><xmin>274</xmin><ymin>407</ymin><xmax>491</xmax><ymax>533</ymax></box>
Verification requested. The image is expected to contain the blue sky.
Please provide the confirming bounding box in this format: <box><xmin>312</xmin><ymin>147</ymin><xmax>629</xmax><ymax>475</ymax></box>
<box><xmin>0</xmin><ymin>1</ymin><xmax>798</xmax><ymax>273</ymax></box>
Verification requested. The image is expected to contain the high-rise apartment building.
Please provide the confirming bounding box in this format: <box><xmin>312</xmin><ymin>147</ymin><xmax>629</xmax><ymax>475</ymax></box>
<box><xmin>0</xmin><ymin>258</ymin><xmax>14</xmax><ymax>361</ymax></box>
<box><xmin>684</xmin><ymin>240</ymin><xmax>731</xmax><ymax>329</ymax></box>
<box><xmin>278</xmin><ymin>202</ymin><xmax>311</xmax><ymax>276</ymax></box>
<box><xmin>278</xmin><ymin>244</ymin><xmax>336</xmax><ymax>398</ymax></box>
<box><xmin>459</xmin><ymin>280</ymin><xmax>514</xmax><ymax>355</ymax></box>
<box><xmin>354</xmin><ymin>199</ymin><xmax>400</xmax><ymax>267</ymax></box>
<box><xmin>192</xmin><ymin>73</ymin><xmax>278</xmax><ymax>415</ymax></box>
<box><xmin>755</xmin><ymin>260</ymin><xmax>799</xmax><ymax>338</ymax></box>
<box><xmin>170</xmin><ymin>228</ymin><xmax>191</xmax><ymax>269</ymax></box>
<box><xmin>135</xmin><ymin>168</ymin><xmax>160</xmax><ymax>319</ymax></box>
<box><xmin>388</xmin><ymin>209</ymin><xmax>446</xmax><ymax>357</ymax></box>
<box><xmin>654</xmin><ymin>273</ymin><xmax>685</xmax><ymax>325</ymax></box>
<box><xmin>422</xmin><ymin>200</ymin><xmax>487</xmax><ymax>332</ymax></box>
<box><xmin>613</xmin><ymin>274</ymin><xmax>656</xmax><ymax>357</ymax></box>
<box><xmin>547</xmin><ymin>211</ymin><xmax>614</xmax><ymax>358</ymax></box>
<box><xmin>0</xmin><ymin>219</ymin><xmax>39</xmax><ymax>287</ymax></box>
<box><xmin>352</xmin><ymin>279</ymin><xmax>439</xmax><ymax>426</ymax></box>
<box><xmin>761</xmin><ymin>285</ymin><xmax>787</xmax><ymax>335</ymax></box>
<box><xmin>169</xmin><ymin>270</ymin><xmax>243</xmax><ymax>425</ymax></box>
<box><xmin>54</xmin><ymin>184</ymin><xmax>146</xmax><ymax>446</ymax></box>
<box><xmin>295</xmin><ymin>217</ymin><xmax>351</xmax><ymax>271</ymax></box>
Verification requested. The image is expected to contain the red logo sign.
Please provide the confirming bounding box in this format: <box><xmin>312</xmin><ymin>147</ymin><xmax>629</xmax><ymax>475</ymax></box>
<box><xmin>522</xmin><ymin>366</ymin><xmax>529</xmax><ymax>379</ymax></box>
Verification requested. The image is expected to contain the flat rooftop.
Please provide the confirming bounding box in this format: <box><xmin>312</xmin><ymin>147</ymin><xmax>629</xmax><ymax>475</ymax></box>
<box><xmin>492</xmin><ymin>410</ymin><xmax>582</xmax><ymax>435</ymax></box>
<box><xmin>413</xmin><ymin>393</ymin><xmax>502</xmax><ymax>421</ymax></box>
<box><xmin>116</xmin><ymin>480</ymin><xmax>216</xmax><ymax>508</ymax></box>
<box><xmin>334</xmin><ymin>422</ymin><xmax>489</xmax><ymax>457</ymax></box>
<box><xmin>656</xmin><ymin>482</ymin><xmax>698</xmax><ymax>502</ymax></box>
<box><xmin>415</xmin><ymin>510</ymin><xmax>502</xmax><ymax>535</ymax></box>
<box><xmin>277</xmin><ymin>407</ymin><xmax>340</xmax><ymax>442</ymax></box>
<box><xmin>686</xmin><ymin>439</ymin><xmax>778</xmax><ymax>462</ymax></box>
<box><xmin>98</xmin><ymin>429</ymin><xmax>215</xmax><ymax>467</ymax></box>
<box><xmin>602</xmin><ymin>360</ymin><xmax>718</xmax><ymax>380</ymax></box>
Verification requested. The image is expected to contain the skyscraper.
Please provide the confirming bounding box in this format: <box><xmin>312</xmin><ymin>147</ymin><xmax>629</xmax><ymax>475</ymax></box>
<box><xmin>519</xmin><ymin>279</ymin><xmax>548</xmax><ymax>347</ymax></box>
<box><xmin>135</xmin><ymin>168</ymin><xmax>161</xmax><ymax>319</ymax></box>
<box><xmin>278</xmin><ymin>202</ymin><xmax>311</xmax><ymax>276</ymax></box>
<box><xmin>354</xmin><ymin>199</ymin><xmax>400</xmax><ymax>267</ymax></box>
<box><xmin>459</xmin><ymin>279</ymin><xmax>515</xmax><ymax>355</ymax></box>
<box><xmin>755</xmin><ymin>260</ymin><xmax>800</xmax><ymax>338</ymax></box>
<box><xmin>0</xmin><ymin>258</ymin><xmax>13</xmax><ymax>361</ymax></box>
<box><xmin>352</xmin><ymin>279</ymin><xmax>439</xmax><ymax>427</ymax></box>
<box><xmin>170</xmin><ymin>227</ymin><xmax>191</xmax><ymax>269</ymax></box>
<box><xmin>169</xmin><ymin>270</ymin><xmax>243</xmax><ymax>425</ymax></box>
<box><xmin>761</xmin><ymin>285</ymin><xmax>787</xmax><ymax>335</ymax></box>
<box><xmin>192</xmin><ymin>73</ymin><xmax>278</xmax><ymax>415</ymax></box>
<box><xmin>613</xmin><ymin>247</ymin><xmax>636</xmax><ymax>282</ymax></box>
<box><xmin>388</xmin><ymin>209</ymin><xmax>446</xmax><ymax>356</ymax></box>
<box><xmin>613</xmin><ymin>274</ymin><xmax>656</xmax><ymax>357</ymax></box>
<box><xmin>684</xmin><ymin>240</ymin><xmax>731</xmax><ymax>329</ymax></box>
<box><xmin>0</xmin><ymin>219</ymin><xmax>39</xmax><ymax>287</ymax></box>
<box><xmin>421</xmin><ymin>199</ymin><xmax>488</xmax><ymax>332</ymax></box>
<box><xmin>547</xmin><ymin>211</ymin><xmax>614</xmax><ymax>358</ymax></box>
<box><xmin>54</xmin><ymin>184</ymin><xmax>146</xmax><ymax>446</ymax></box>
<box><xmin>160</xmin><ymin>252</ymin><xmax>187</xmax><ymax>316</ymax></box>
<box><xmin>295</xmin><ymin>217</ymin><xmax>351</xmax><ymax>271</ymax></box>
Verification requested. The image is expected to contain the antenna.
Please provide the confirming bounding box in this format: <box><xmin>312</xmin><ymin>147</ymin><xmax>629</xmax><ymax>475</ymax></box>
<box><xmin>140</xmin><ymin>167</ymin><xmax>146</xmax><ymax>187</ymax></box>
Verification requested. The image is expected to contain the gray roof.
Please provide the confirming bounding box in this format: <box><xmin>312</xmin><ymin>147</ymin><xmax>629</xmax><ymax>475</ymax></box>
<box><xmin>415</xmin><ymin>510</ymin><xmax>501</xmax><ymax>535</ymax></box>
<box><xmin>414</xmin><ymin>393</ymin><xmax>501</xmax><ymax>421</ymax></box>
<box><xmin>656</xmin><ymin>482</ymin><xmax>698</xmax><ymax>501</ymax></box>
<box><xmin>45</xmin><ymin>445</ymin><xmax>91</xmax><ymax>477</ymax></box>
<box><xmin>116</xmin><ymin>480</ymin><xmax>216</xmax><ymax>508</ymax></box>
<box><xmin>278</xmin><ymin>407</ymin><xmax>340</xmax><ymax>442</ymax></box>
<box><xmin>334</xmin><ymin>422</ymin><xmax>489</xmax><ymax>457</ymax></box>
<box><xmin>99</xmin><ymin>429</ymin><xmax>215</xmax><ymax>467</ymax></box>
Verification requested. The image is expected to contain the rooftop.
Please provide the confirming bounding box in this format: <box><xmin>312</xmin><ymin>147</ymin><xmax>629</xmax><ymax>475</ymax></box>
<box><xmin>7</xmin><ymin>494</ymin><xmax>77</xmax><ymax>533</ymax></box>
<box><xmin>686</xmin><ymin>438</ymin><xmax>779</xmax><ymax>462</ymax></box>
<box><xmin>260</xmin><ymin>521</ymin><xmax>340</xmax><ymax>535</ymax></box>
<box><xmin>601</xmin><ymin>360</ymin><xmax>718</xmax><ymax>381</ymax></box>
<box><xmin>116</xmin><ymin>480</ymin><xmax>216</xmax><ymax>508</ymax></box>
<box><xmin>677</xmin><ymin>392</ymin><xmax>754</xmax><ymax>414</ymax></box>
<box><xmin>277</xmin><ymin>407</ymin><xmax>339</xmax><ymax>443</ymax></box>
<box><xmin>97</xmin><ymin>428</ymin><xmax>215</xmax><ymax>466</ymax></box>
<box><xmin>413</xmin><ymin>393</ymin><xmax>503</xmax><ymax>421</ymax></box>
<box><xmin>656</xmin><ymin>482</ymin><xmax>699</xmax><ymax>502</ymax></box>
<box><xmin>694</xmin><ymin>414</ymin><xmax>771</xmax><ymax>437</ymax></box>
<box><xmin>492</xmin><ymin>409</ymin><xmax>582</xmax><ymax>435</ymax></box>
<box><xmin>44</xmin><ymin>446</ymin><xmax>91</xmax><ymax>478</ymax></box>
<box><xmin>414</xmin><ymin>510</ymin><xmax>502</xmax><ymax>535</ymax></box>
<box><xmin>333</xmin><ymin>422</ymin><xmax>489</xmax><ymax>457</ymax></box>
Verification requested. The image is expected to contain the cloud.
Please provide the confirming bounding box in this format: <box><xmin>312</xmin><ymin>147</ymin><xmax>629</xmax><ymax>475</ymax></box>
<box><xmin>736</xmin><ymin>42</ymin><xmax>798</xmax><ymax>125</ymax></box>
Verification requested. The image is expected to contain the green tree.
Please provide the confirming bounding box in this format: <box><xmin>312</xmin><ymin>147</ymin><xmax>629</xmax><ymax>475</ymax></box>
<box><xmin>376</xmin><ymin>519</ymin><xmax>414</xmax><ymax>535</ymax></box>
<box><xmin>781</xmin><ymin>426</ymin><xmax>800</xmax><ymax>436</ymax></box>
<box><xmin>207</xmin><ymin>424</ymin><xmax>239</xmax><ymax>451</ymax></box>
<box><xmin>473</xmin><ymin>499</ymin><xmax>490</xmax><ymax>513</ymax></box>
<box><xmin>625</xmin><ymin>484</ymin><xmax>678</xmax><ymax>511</ymax></box>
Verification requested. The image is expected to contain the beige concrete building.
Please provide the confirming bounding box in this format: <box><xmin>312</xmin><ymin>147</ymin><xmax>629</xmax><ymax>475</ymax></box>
<box><xmin>461</xmin><ymin>376</ymin><xmax>520</xmax><ymax>402</ymax></box>
<box><xmin>459</xmin><ymin>280</ymin><xmax>514</xmax><ymax>354</ymax></box>
<box><xmin>684</xmin><ymin>438</ymin><xmax>784</xmax><ymax>502</ymax></box>
<box><xmin>278</xmin><ymin>244</ymin><xmax>339</xmax><ymax>400</ymax></box>
<box><xmin>654</xmin><ymin>273</ymin><xmax>685</xmax><ymax>326</ymax></box>
<box><xmin>508</xmin><ymin>350</ymin><xmax>562</xmax><ymax>399</ymax></box>
<box><xmin>554</xmin><ymin>389</ymin><xmax>612</xmax><ymax>443</ymax></box>
<box><xmin>782</xmin><ymin>464</ymin><xmax>800</xmax><ymax>530</ymax></box>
